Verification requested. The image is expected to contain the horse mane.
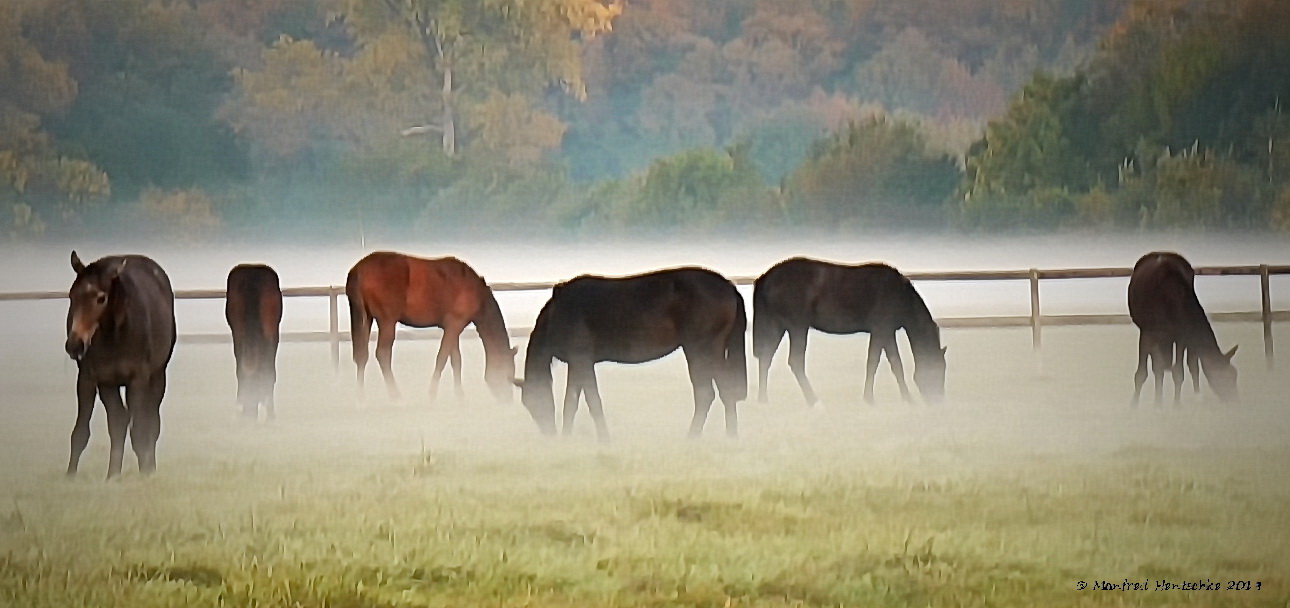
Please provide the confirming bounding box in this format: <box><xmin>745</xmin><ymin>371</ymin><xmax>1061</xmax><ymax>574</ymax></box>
<box><xmin>472</xmin><ymin>275</ymin><xmax>510</xmax><ymax>348</ymax></box>
<box><xmin>901</xmin><ymin>277</ymin><xmax>941</xmax><ymax>357</ymax></box>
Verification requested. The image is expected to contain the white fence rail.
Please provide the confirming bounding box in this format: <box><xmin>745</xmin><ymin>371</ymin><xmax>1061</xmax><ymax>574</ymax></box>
<box><xmin>5</xmin><ymin>264</ymin><xmax>1288</xmax><ymax>368</ymax></box>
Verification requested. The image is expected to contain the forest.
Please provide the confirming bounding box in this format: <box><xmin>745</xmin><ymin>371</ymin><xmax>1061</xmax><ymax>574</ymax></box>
<box><xmin>2</xmin><ymin>0</ymin><xmax>1287</xmax><ymax>240</ymax></box>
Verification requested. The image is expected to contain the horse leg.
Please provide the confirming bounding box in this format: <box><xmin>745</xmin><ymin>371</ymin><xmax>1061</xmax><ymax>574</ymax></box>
<box><xmin>449</xmin><ymin>328</ymin><xmax>465</xmax><ymax>402</ymax></box>
<box><xmin>127</xmin><ymin>373</ymin><xmax>165</xmax><ymax>475</ymax></box>
<box><xmin>263</xmin><ymin>342</ymin><xmax>278</xmax><ymax>420</ymax></box>
<box><xmin>562</xmin><ymin>364</ymin><xmax>585</xmax><ymax>436</ymax></box>
<box><xmin>1150</xmin><ymin>342</ymin><xmax>1168</xmax><ymax>406</ymax></box>
<box><xmin>575</xmin><ymin>364</ymin><xmax>610</xmax><ymax>443</ymax></box>
<box><xmin>353</xmin><ymin>315</ymin><xmax>373</xmax><ymax>400</ymax></box>
<box><xmin>1132</xmin><ymin>332</ymin><xmax>1149</xmax><ymax>406</ymax></box>
<box><xmin>756</xmin><ymin>352</ymin><xmax>774</xmax><ymax>403</ymax></box>
<box><xmin>146</xmin><ymin>373</ymin><xmax>166</xmax><ymax>473</ymax></box>
<box><xmin>428</xmin><ymin>336</ymin><xmax>451</xmax><ymax>403</ymax></box>
<box><xmin>1187</xmin><ymin>347</ymin><xmax>1200</xmax><ymax>394</ymax></box>
<box><xmin>99</xmin><ymin>385</ymin><xmax>130</xmax><ymax>480</ymax></box>
<box><xmin>881</xmin><ymin>335</ymin><xmax>913</xmax><ymax>403</ymax></box>
<box><xmin>786</xmin><ymin>328</ymin><xmax>818</xmax><ymax>406</ymax></box>
<box><xmin>863</xmin><ymin>336</ymin><xmax>883</xmax><ymax>404</ymax></box>
<box><xmin>67</xmin><ymin>370</ymin><xmax>96</xmax><ymax>477</ymax></box>
<box><xmin>375</xmin><ymin>319</ymin><xmax>401</xmax><ymax>401</ymax></box>
<box><xmin>1171</xmin><ymin>341</ymin><xmax>1186</xmax><ymax>405</ymax></box>
<box><xmin>684</xmin><ymin>349</ymin><xmax>720</xmax><ymax>439</ymax></box>
<box><xmin>756</xmin><ymin>327</ymin><xmax>784</xmax><ymax>403</ymax></box>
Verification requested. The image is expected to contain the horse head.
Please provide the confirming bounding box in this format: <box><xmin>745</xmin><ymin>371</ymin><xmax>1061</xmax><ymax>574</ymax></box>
<box><xmin>1204</xmin><ymin>345</ymin><xmax>1239</xmax><ymax>403</ymax></box>
<box><xmin>913</xmin><ymin>345</ymin><xmax>947</xmax><ymax>404</ymax></box>
<box><xmin>512</xmin><ymin>374</ymin><xmax>557</xmax><ymax>436</ymax></box>
<box><xmin>65</xmin><ymin>251</ymin><xmax>127</xmax><ymax>361</ymax></box>
<box><xmin>484</xmin><ymin>346</ymin><xmax>519</xmax><ymax>404</ymax></box>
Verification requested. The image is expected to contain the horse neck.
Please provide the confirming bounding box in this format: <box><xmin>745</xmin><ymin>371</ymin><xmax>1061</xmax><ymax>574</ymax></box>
<box><xmin>474</xmin><ymin>286</ymin><xmax>511</xmax><ymax>357</ymax></box>
<box><xmin>522</xmin><ymin>333</ymin><xmax>555</xmax><ymax>386</ymax></box>
<box><xmin>902</xmin><ymin>288</ymin><xmax>941</xmax><ymax>359</ymax></box>
<box><xmin>1183</xmin><ymin>316</ymin><xmax>1224</xmax><ymax>360</ymax></box>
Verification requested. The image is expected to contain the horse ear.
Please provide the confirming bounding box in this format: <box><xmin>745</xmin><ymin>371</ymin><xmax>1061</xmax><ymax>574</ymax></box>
<box><xmin>107</xmin><ymin>258</ymin><xmax>128</xmax><ymax>281</ymax></box>
<box><xmin>1224</xmin><ymin>345</ymin><xmax>1238</xmax><ymax>360</ymax></box>
<box><xmin>70</xmin><ymin>251</ymin><xmax>85</xmax><ymax>274</ymax></box>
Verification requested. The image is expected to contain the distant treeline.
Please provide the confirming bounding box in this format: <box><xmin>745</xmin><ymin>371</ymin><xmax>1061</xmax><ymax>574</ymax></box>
<box><xmin>2</xmin><ymin>0</ymin><xmax>1287</xmax><ymax>240</ymax></box>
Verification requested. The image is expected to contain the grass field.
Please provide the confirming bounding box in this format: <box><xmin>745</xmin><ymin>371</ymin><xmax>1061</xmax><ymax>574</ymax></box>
<box><xmin>2</xmin><ymin>323</ymin><xmax>1288</xmax><ymax>607</ymax></box>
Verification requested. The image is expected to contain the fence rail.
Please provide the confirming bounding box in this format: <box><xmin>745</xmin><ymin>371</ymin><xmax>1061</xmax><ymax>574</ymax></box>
<box><xmin>5</xmin><ymin>264</ymin><xmax>1287</xmax><ymax>368</ymax></box>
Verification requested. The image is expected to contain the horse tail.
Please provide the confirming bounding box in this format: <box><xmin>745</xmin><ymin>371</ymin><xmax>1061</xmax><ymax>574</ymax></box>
<box><xmin>345</xmin><ymin>268</ymin><xmax>370</xmax><ymax>360</ymax></box>
<box><xmin>750</xmin><ymin>276</ymin><xmax>779</xmax><ymax>359</ymax></box>
<box><xmin>719</xmin><ymin>289</ymin><xmax>748</xmax><ymax>402</ymax></box>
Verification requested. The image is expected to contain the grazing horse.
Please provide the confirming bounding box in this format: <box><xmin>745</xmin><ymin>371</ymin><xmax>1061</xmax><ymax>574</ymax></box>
<box><xmin>65</xmin><ymin>251</ymin><xmax>176</xmax><ymax>478</ymax></box>
<box><xmin>516</xmin><ymin>267</ymin><xmax>747</xmax><ymax>440</ymax></box>
<box><xmin>753</xmin><ymin>257</ymin><xmax>946</xmax><ymax>405</ymax></box>
<box><xmin>225</xmin><ymin>264</ymin><xmax>283</xmax><ymax>420</ymax></box>
<box><xmin>1128</xmin><ymin>251</ymin><xmax>1238</xmax><ymax>405</ymax></box>
<box><xmin>346</xmin><ymin>251</ymin><xmax>516</xmax><ymax>403</ymax></box>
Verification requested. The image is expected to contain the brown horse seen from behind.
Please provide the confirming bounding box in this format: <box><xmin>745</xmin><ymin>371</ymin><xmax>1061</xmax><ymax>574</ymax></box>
<box><xmin>226</xmin><ymin>264</ymin><xmax>283</xmax><ymax>420</ymax></box>
<box><xmin>65</xmin><ymin>251</ymin><xmax>176</xmax><ymax>479</ymax></box>
<box><xmin>1128</xmin><ymin>251</ymin><xmax>1237</xmax><ymax>405</ymax></box>
<box><xmin>347</xmin><ymin>251</ymin><xmax>516</xmax><ymax>403</ymax></box>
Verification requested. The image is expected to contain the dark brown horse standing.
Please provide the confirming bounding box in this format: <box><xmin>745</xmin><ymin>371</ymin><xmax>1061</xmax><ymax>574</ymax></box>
<box><xmin>65</xmin><ymin>251</ymin><xmax>176</xmax><ymax>478</ymax></box>
<box><xmin>516</xmin><ymin>267</ymin><xmax>747</xmax><ymax>441</ymax></box>
<box><xmin>346</xmin><ymin>251</ymin><xmax>516</xmax><ymax>403</ymax></box>
<box><xmin>226</xmin><ymin>264</ymin><xmax>283</xmax><ymax>420</ymax></box>
<box><xmin>753</xmin><ymin>257</ymin><xmax>946</xmax><ymax>405</ymax></box>
<box><xmin>1128</xmin><ymin>251</ymin><xmax>1238</xmax><ymax>405</ymax></box>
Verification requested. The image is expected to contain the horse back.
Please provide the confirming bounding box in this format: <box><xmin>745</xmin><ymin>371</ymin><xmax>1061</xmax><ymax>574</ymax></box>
<box><xmin>1128</xmin><ymin>251</ymin><xmax>1206</xmax><ymax>337</ymax></box>
<box><xmin>226</xmin><ymin>264</ymin><xmax>283</xmax><ymax>343</ymax></box>
<box><xmin>540</xmin><ymin>267</ymin><xmax>740</xmax><ymax>361</ymax></box>
<box><xmin>348</xmin><ymin>252</ymin><xmax>487</xmax><ymax>327</ymax></box>
<box><xmin>756</xmin><ymin>257</ymin><xmax>913</xmax><ymax>333</ymax></box>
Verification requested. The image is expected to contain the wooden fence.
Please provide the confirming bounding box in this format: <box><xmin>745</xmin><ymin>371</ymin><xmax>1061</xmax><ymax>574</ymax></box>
<box><xmin>4</xmin><ymin>264</ymin><xmax>1288</xmax><ymax>369</ymax></box>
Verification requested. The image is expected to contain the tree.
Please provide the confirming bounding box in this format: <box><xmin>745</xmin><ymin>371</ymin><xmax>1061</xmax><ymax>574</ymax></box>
<box><xmin>786</xmin><ymin>116</ymin><xmax>960</xmax><ymax>226</ymax></box>
<box><xmin>333</xmin><ymin>0</ymin><xmax>621</xmax><ymax>156</ymax></box>
<box><xmin>25</xmin><ymin>0</ymin><xmax>247</xmax><ymax>198</ymax></box>
<box><xmin>0</xmin><ymin>2</ymin><xmax>108</xmax><ymax>237</ymax></box>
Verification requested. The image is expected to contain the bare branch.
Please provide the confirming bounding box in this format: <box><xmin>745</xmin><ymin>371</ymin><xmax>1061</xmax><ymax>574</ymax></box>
<box><xmin>401</xmin><ymin>124</ymin><xmax>445</xmax><ymax>137</ymax></box>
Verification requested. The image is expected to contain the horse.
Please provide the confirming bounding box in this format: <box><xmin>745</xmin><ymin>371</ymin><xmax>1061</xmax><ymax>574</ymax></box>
<box><xmin>515</xmin><ymin>267</ymin><xmax>746</xmax><ymax>441</ymax></box>
<box><xmin>1128</xmin><ymin>251</ymin><xmax>1238</xmax><ymax>405</ymax></box>
<box><xmin>752</xmin><ymin>257</ymin><xmax>946</xmax><ymax>406</ymax></box>
<box><xmin>64</xmin><ymin>251</ymin><xmax>176</xmax><ymax>479</ymax></box>
<box><xmin>225</xmin><ymin>264</ymin><xmax>283</xmax><ymax>420</ymax></box>
<box><xmin>346</xmin><ymin>251</ymin><xmax>516</xmax><ymax>403</ymax></box>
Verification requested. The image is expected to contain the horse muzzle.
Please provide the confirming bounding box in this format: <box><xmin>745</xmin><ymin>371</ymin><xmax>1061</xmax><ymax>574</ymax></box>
<box><xmin>65</xmin><ymin>334</ymin><xmax>90</xmax><ymax>361</ymax></box>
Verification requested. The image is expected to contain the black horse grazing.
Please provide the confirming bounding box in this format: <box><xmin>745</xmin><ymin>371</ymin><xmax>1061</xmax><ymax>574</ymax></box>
<box><xmin>65</xmin><ymin>251</ymin><xmax>176</xmax><ymax>478</ymax></box>
<box><xmin>1128</xmin><ymin>251</ymin><xmax>1238</xmax><ymax>405</ymax></box>
<box><xmin>753</xmin><ymin>257</ymin><xmax>946</xmax><ymax>405</ymax></box>
<box><xmin>225</xmin><ymin>264</ymin><xmax>283</xmax><ymax>420</ymax></box>
<box><xmin>517</xmin><ymin>267</ymin><xmax>747</xmax><ymax>441</ymax></box>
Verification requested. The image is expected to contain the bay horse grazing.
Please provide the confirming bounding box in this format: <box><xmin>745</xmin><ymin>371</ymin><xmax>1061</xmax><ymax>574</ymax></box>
<box><xmin>516</xmin><ymin>267</ymin><xmax>747</xmax><ymax>441</ymax></box>
<box><xmin>346</xmin><ymin>252</ymin><xmax>516</xmax><ymax>403</ymax></box>
<box><xmin>65</xmin><ymin>251</ymin><xmax>176</xmax><ymax>479</ymax></box>
<box><xmin>225</xmin><ymin>264</ymin><xmax>283</xmax><ymax>420</ymax></box>
<box><xmin>753</xmin><ymin>257</ymin><xmax>946</xmax><ymax>406</ymax></box>
<box><xmin>1128</xmin><ymin>251</ymin><xmax>1238</xmax><ymax>405</ymax></box>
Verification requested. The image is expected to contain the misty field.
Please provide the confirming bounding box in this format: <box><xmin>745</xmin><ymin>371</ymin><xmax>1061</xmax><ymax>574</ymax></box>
<box><xmin>2</xmin><ymin>323</ymin><xmax>1289</xmax><ymax>607</ymax></box>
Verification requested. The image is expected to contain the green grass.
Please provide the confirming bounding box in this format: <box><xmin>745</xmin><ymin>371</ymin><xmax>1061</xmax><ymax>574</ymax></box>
<box><xmin>3</xmin><ymin>323</ymin><xmax>1289</xmax><ymax>607</ymax></box>
<box><xmin>2</xmin><ymin>444</ymin><xmax>1288</xmax><ymax>607</ymax></box>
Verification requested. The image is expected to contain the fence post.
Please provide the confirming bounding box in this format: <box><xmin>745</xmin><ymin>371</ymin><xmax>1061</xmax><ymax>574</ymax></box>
<box><xmin>1261</xmin><ymin>264</ymin><xmax>1274</xmax><ymax>369</ymax></box>
<box><xmin>1029</xmin><ymin>268</ymin><xmax>1041</xmax><ymax>350</ymax></box>
<box><xmin>329</xmin><ymin>286</ymin><xmax>340</xmax><ymax>372</ymax></box>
